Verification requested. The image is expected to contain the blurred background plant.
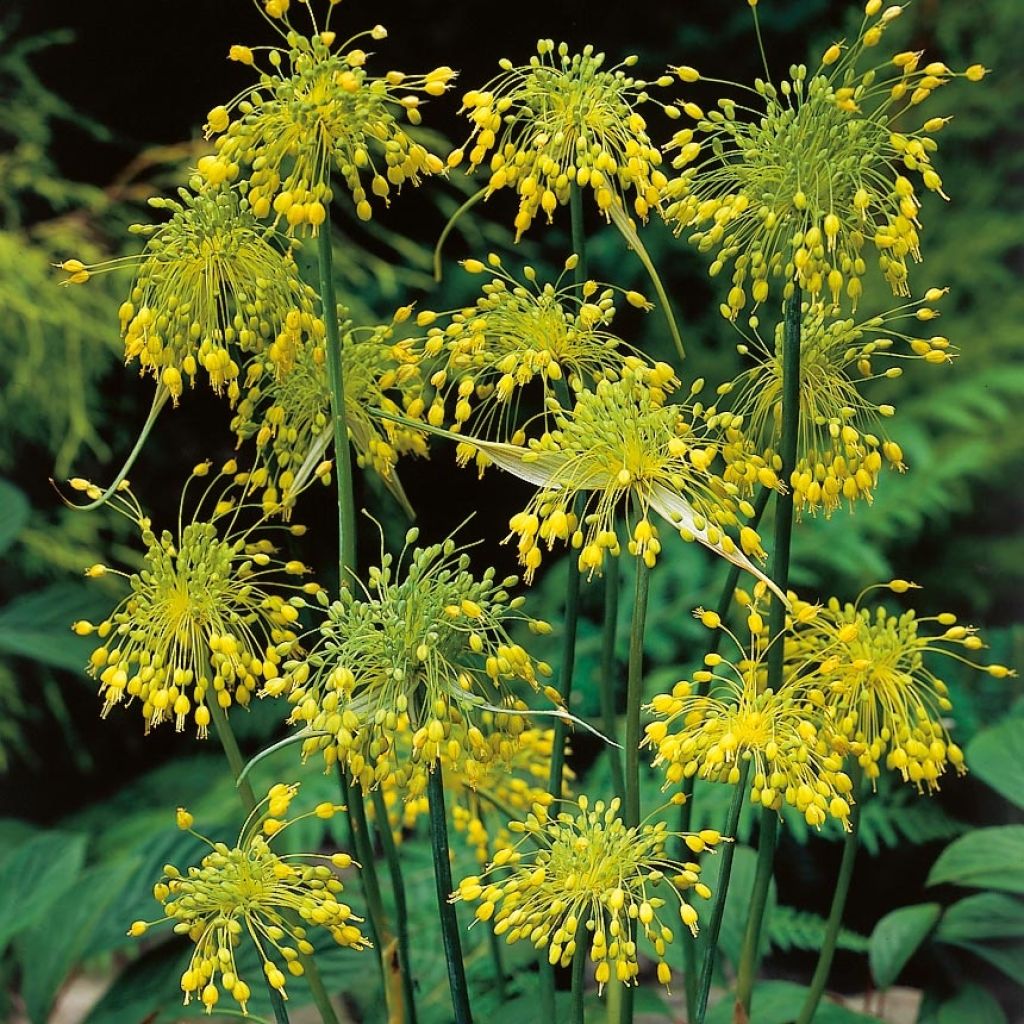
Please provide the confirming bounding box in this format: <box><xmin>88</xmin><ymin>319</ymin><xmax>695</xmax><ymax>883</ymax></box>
<box><xmin>0</xmin><ymin>1</ymin><xmax>1020</xmax><ymax>1022</ymax></box>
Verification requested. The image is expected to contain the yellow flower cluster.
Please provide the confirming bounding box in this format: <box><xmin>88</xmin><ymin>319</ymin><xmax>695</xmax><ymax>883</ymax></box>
<box><xmin>232</xmin><ymin>309</ymin><xmax>428</xmax><ymax>516</ymax></box>
<box><xmin>453</xmin><ymin>796</ymin><xmax>720</xmax><ymax>990</ymax></box>
<box><xmin>646</xmin><ymin>597</ymin><xmax>857</xmax><ymax>829</ymax></box>
<box><xmin>272</xmin><ymin>528</ymin><xmax>555</xmax><ymax>792</ymax></box>
<box><xmin>662</xmin><ymin>0</ymin><xmax>986</xmax><ymax>314</ymax></box>
<box><xmin>719</xmin><ymin>290</ymin><xmax>955</xmax><ymax>515</ymax></box>
<box><xmin>204</xmin><ymin>7</ymin><xmax>451</xmax><ymax>227</ymax></box>
<box><xmin>128</xmin><ymin>784</ymin><xmax>367</xmax><ymax>1015</ymax></box>
<box><xmin>788</xmin><ymin>584</ymin><xmax>1014</xmax><ymax>791</ymax></box>
<box><xmin>413</xmin><ymin>252</ymin><xmax>653</xmax><ymax>436</ymax></box>
<box><xmin>450</xmin><ymin>40</ymin><xmax>671</xmax><ymax>237</ymax></box>
<box><xmin>72</xmin><ymin>464</ymin><xmax>315</xmax><ymax>736</ymax></box>
<box><xmin>62</xmin><ymin>187</ymin><xmax>321</xmax><ymax>402</ymax></box>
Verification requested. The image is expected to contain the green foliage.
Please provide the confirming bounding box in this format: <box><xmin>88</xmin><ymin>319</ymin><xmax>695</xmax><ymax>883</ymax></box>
<box><xmin>926</xmin><ymin>826</ymin><xmax>1024</xmax><ymax>894</ymax></box>
<box><xmin>868</xmin><ymin>903</ymin><xmax>942</xmax><ymax>989</ymax></box>
<box><xmin>705</xmin><ymin>980</ymin><xmax>882</xmax><ymax>1024</ymax></box>
<box><xmin>966</xmin><ymin>716</ymin><xmax>1024</xmax><ymax>810</ymax></box>
<box><xmin>767</xmin><ymin>905</ymin><xmax>869</xmax><ymax>956</ymax></box>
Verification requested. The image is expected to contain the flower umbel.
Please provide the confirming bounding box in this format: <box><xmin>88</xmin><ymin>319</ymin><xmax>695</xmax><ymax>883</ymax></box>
<box><xmin>662</xmin><ymin>0</ymin><xmax>985</xmax><ymax>313</ymax></box>
<box><xmin>719</xmin><ymin>289</ymin><xmax>955</xmax><ymax>515</ymax></box>
<box><xmin>62</xmin><ymin>187</ymin><xmax>321</xmax><ymax>402</ymax></box>
<box><xmin>450</xmin><ymin>40</ymin><xmax>671</xmax><ymax>238</ymax></box>
<box><xmin>72</xmin><ymin>463</ymin><xmax>315</xmax><ymax>736</ymax></box>
<box><xmin>453</xmin><ymin>795</ymin><xmax>721</xmax><ymax>990</ymax></box>
<box><xmin>415</xmin><ymin>252</ymin><xmax>656</xmax><ymax>436</ymax></box>
<box><xmin>646</xmin><ymin>595</ymin><xmax>856</xmax><ymax>829</ymax></box>
<box><xmin>273</xmin><ymin>526</ymin><xmax>555</xmax><ymax>792</ymax></box>
<box><xmin>450</xmin><ymin>369</ymin><xmax>778</xmax><ymax>592</ymax></box>
<box><xmin>788</xmin><ymin>583</ymin><xmax>1014</xmax><ymax>791</ymax></box>
<box><xmin>232</xmin><ymin>309</ymin><xmax>428</xmax><ymax>515</ymax></box>
<box><xmin>204</xmin><ymin>5</ymin><xmax>451</xmax><ymax>227</ymax></box>
<box><xmin>128</xmin><ymin>783</ymin><xmax>367</xmax><ymax>1015</ymax></box>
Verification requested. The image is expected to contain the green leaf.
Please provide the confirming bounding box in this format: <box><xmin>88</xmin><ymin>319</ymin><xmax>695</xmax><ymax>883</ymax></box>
<box><xmin>18</xmin><ymin>860</ymin><xmax>133</xmax><ymax>1024</ymax></box>
<box><xmin>0</xmin><ymin>818</ymin><xmax>38</xmax><ymax>870</ymax></box>
<box><xmin>926</xmin><ymin>826</ymin><xmax>1024</xmax><ymax>892</ymax></box>
<box><xmin>768</xmin><ymin>904</ymin><xmax>869</xmax><ymax>954</ymax></box>
<box><xmin>705</xmin><ymin>980</ymin><xmax>882</xmax><ymax>1024</ymax></box>
<box><xmin>0</xmin><ymin>582</ymin><xmax>106</xmax><ymax>672</ymax></box>
<box><xmin>0</xmin><ymin>831</ymin><xmax>87</xmax><ymax>954</ymax></box>
<box><xmin>868</xmin><ymin>903</ymin><xmax>941</xmax><ymax>988</ymax></box>
<box><xmin>952</xmin><ymin>940</ymin><xmax>1024</xmax><ymax>986</ymax></box>
<box><xmin>936</xmin><ymin>892</ymin><xmax>1024</xmax><ymax>945</ymax></box>
<box><xmin>966</xmin><ymin>718</ymin><xmax>1024</xmax><ymax>810</ymax></box>
<box><xmin>0</xmin><ymin>478</ymin><xmax>29</xmax><ymax>556</ymax></box>
<box><xmin>936</xmin><ymin>984</ymin><xmax>1008</xmax><ymax>1024</ymax></box>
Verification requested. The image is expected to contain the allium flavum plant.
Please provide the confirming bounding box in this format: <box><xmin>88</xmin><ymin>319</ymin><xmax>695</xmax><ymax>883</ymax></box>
<box><xmin>43</xmin><ymin>0</ymin><xmax>1017</xmax><ymax>1023</ymax></box>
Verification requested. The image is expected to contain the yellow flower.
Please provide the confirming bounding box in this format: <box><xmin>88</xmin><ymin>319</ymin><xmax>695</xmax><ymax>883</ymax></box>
<box><xmin>646</xmin><ymin>596</ymin><xmax>857</xmax><ymax>829</ymax></box>
<box><xmin>719</xmin><ymin>289</ymin><xmax>955</xmax><ymax>515</ymax></box>
<box><xmin>62</xmin><ymin>187</ymin><xmax>321</xmax><ymax>402</ymax></box>
<box><xmin>415</xmin><ymin>252</ymin><xmax>658</xmax><ymax>436</ymax></box>
<box><xmin>275</xmin><ymin>528</ymin><xmax>555</xmax><ymax>792</ymax></box>
<box><xmin>450</xmin><ymin>369</ymin><xmax>780</xmax><ymax>593</ymax></box>
<box><xmin>788</xmin><ymin>583</ymin><xmax>1014</xmax><ymax>791</ymax></box>
<box><xmin>129</xmin><ymin>784</ymin><xmax>367</xmax><ymax>1015</ymax></box>
<box><xmin>73</xmin><ymin>463</ymin><xmax>316</xmax><ymax>736</ymax></box>
<box><xmin>453</xmin><ymin>796</ymin><xmax>721</xmax><ymax>991</ymax></box>
<box><xmin>662</xmin><ymin>0</ymin><xmax>985</xmax><ymax>313</ymax></box>
<box><xmin>232</xmin><ymin>310</ymin><xmax>428</xmax><ymax>516</ymax></box>
<box><xmin>204</xmin><ymin>5</ymin><xmax>451</xmax><ymax>227</ymax></box>
<box><xmin>450</xmin><ymin>40</ymin><xmax>672</xmax><ymax>238</ymax></box>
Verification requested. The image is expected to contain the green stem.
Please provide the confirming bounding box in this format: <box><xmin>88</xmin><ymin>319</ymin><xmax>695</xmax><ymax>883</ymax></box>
<box><xmin>542</xmin><ymin>183</ymin><xmax>588</xmax><ymax>1022</ymax></box>
<box><xmin>795</xmin><ymin>768</ymin><xmax>864</xmax><ymax>1024</ymax></box>
<box><xmin>599</xmin><ymin>562</ymin><xmax>625</xmax><ymax>801</ymax></box>
<box><xmin>732</xmin><ymin>287</ymin><xmax>803</xmax><ymax>1019</ymax></box>
<box><xmin>371</xmin><ymin>787</ymin><xmax>419</xmax><ymax>1024</ymax></box>
<box><xmin>623</xmin><ymin>559</ymin><xmax>652</xmax><ymax>831</ymax></box>
<box><xmin>679</xmin><ymin>488</ymin><xmax>771</xmax><ymax>1022</ymax></box>
<box><xmin>206</xmin><ymin>697</ymin><xmax>290</xmax><ymax>1024</ymax></box>
<box><xmin>571</xmin><ymin>918</ymin><xmax>589</xmax><ymax>1024</ymax></box>
<box><xmin>427</xmin><ymin>767</ymin><xmax>474</xmax><ymax>1024</ymax></box>
<box><xmin>694</xmin><ymin>759</ymin><xmax>751</xmax><ymax>1024</ymax></box>
<box><xmin>733</xmin><ymin>810</ymin><xmax>779</xmax><ymax>1017</ymax></box>
<box><xmin>318</xmin><ymin>216</ymin><xmax>357</xmax><ymax>583</ymax></box>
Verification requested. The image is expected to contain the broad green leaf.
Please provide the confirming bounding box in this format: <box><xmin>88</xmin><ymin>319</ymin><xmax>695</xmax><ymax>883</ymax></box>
<box><xmin>966</xmin><ymin>718</ymin><xmax>1024</xmax><ymax>810</ymax></box>
<box><xmin>0</xmin><ymin>818</ymin><xmax>38</xmax><ymax>870</ymax></box>
<box><xmin>936</xmin><ymin>984</ymin><xmax>1008</xmax><ymax>1024</ymax></box>
<box><xmin>953</xmin><ymin>940</ymin><xmax>1024</xmax><ymax>986</ymax></box>
<box><xmin>0</xmin><ymin>478</ymin><xmax>30</xmax><ymax>556</ymax></box>
<box><xmin>706</xmin><ymin>980</ymin><xmax>882</xmax><ymax>1024</ymax></box>
<box><xmin>0</xmin><ymin>582</ymin><xmax>107</xmax><ymax>672</ymax></box>
<box><xmin>18</xmin><ymin>860</ymin><xmax>134</xmax><ymax>1024</ymax></box>
<box><xmin>926</xmin><ymin>826</ymin><xmax>1024</xmax><ymax>892</ymax></box>
<box><xmin>868</xmin><ymin>903</ymin><xmax>941</xmax><ymax>988</ymax></box>
<box><xmin>936</xmin><ymin>892</ymin><xmax>1024</xmax><ymax>945</ymax></box>
<box><xmin>0</xmin><ymin>831</ymin><xmax>87</xmax><ymax>954</ymax></box>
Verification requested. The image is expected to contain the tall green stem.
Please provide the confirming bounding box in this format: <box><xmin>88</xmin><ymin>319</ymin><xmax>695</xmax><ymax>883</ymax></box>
<box><xmin>371</xmin><ymin>787</ymin><xmax>419</xmax><ymax>1024</ymax></box>
<box><xmin>570</xmin><ymin>918</ymin><xmax>590</xmax><ymax>1024</ymax></box>
<box><xmin>694</xmin><ymin>759</ymin><xmax>750</xmax><ymax>1024</ymax></box>
<box><xmin>426</xmin><ymin>767</ymin><xmax>474</xmax><ymax>1024</ymax></box>
<box><xmin>540</xmin><ymin>183</ymin><xmax>588</xmax><ymax>1020</ymax></box>
<box><xmin>679</xmin><ymin>487</ymin><xmax>772</xmax><ymax>1021</ymax></box>
<box><xmin>733</xmin><ymin>285</ymin><xmax>803</xmax><ymax>1020</ymax></box>
<box><xmin>599</xmin><ymin>563</ymin><xmax>625</xmax><ymax>801</ymax></box>
<box><xmin>795</xmin><ymin>768</ymin><xmax>864</xmax><ymax>1024</ymax></box>
<box><xmin>318</xmin><ymin>217</ymin><xmax>357</xmax><ymax>582</ymax></box>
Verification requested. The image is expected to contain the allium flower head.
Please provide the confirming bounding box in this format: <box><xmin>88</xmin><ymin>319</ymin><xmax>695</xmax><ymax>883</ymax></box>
<box><xmin>232</xmin><ymin>309</ymin><xmax>428</xmax><ymax>515</ymax></box>
<box><xmin>451</xmin><ymin>368</ymin><xmax>779</xmax><ymax>592</ymax></box>
<box><xmin>662</xmin><ymin>0</ymin><xmax>986</xmax><ymax>314</ymax></box>
<box><xmin>273</xmin><ymin>527</ymin><xmax>555</xmax><ymax>792</ymax></box>
<box><xmin>414</xmin><ymin>252</ymin><xmax>655</xmax><ymax>436</ymax></box>
<box><xmin>72</xmin><ymin>462</ymin><xmax>316</xmax><ymax>736</ymax></box>
<box><xmin>646</xmin><ymin>592</ymin><xmax>857</xmax><ymax>829</ymax></box>
<box><xmin>449</xmin><ymin>40</ymin><xmax>672</xmax><ymax>238</ymax></box>
<box><xmin>719</xmin><ymin>288</ymin><xmax>954</xmax><ymax>516</ymax></box>
<box><xmin>128</xmin><ymin>783</ymin><xmax>367</xmax><ymax>1015</ymax></box>
<box><xmin>788</xmin><ymin>582</ymin><xmax>1014</xmax><ymax>791</ymax></box>
<box><xmin>453</xmin><ymin>796</ymin><xmax>721</xmax><ymax>990</ymax></box>
<box><xmin>62</xmin><ymin>187</ymin><xmax>321</xmax><ymax>402</ymax></box>
<box><xmin>203</xmin><ymin>4</ymin><xmax>452</xmax><ymax>228</ymax></box>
